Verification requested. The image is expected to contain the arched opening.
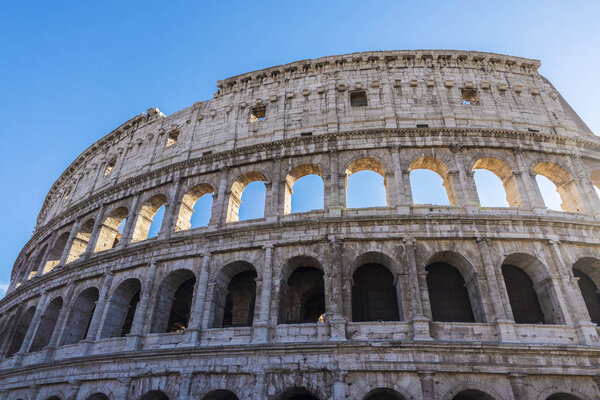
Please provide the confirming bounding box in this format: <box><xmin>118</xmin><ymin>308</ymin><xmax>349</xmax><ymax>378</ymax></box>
<box><xmin>452</xmin><ymin>390</ymin><xmax>495</xmax><ymax>400</ymax></box>
<box><xmin>140</xmin><ymin>391</ymin><xmax>169</xmax><ymax>400</ymax></box>
<box><xmin>66</xmin><ymin>218</ymin><xmax>95</xmax><ymax>263</ymax></box>
<box><xmin>47</xmin><ymin>397</ymin><xmax>62</xmax><ymax>400</ymax></box>
<box><xmin>590</xmin><ymin>170</ymin><xmax>600</xmax><ymax>200</ymax></box>
<box><xmin>363</xmin><ymin>388</ymin><xmax>407</xmax><ymax>400</ymax></box>
<box><xmin>426</xmin><ymin>262</ymin><xmax>475</xmax><ymax>322</ymax></box>
<box><xmin>279</xmin><ymin>256</ymin><xmax>325</xmax><ymax>324</ymax></box>
<box><xmin>94</xmin><ymin>207</ymin><xmax>128</xmax><ymax>252</ymax></box>
<box><xmin>572</xmin><ymin>261</ymin><xmax>600</xmax><ymax>324</ymax></box>
<box><xmin>87</xmin><ymin>394</ymin><xmax>110</xmax><ymax>400</ymax></box>
<box><xmin>546</xmin><ymin>394</ymin><xmax>583</xmax><ymax>400</ymax></box>
<box><xmin>202</xmin><ymin>390</ymin><xmax>240</xmax><ymax>400</ymax></box>
<box><xmin>472</xmin><ymin>157</ymin><xmax>522</xmax><ymax>207</ymax></box>
<box><xmin>131</xmin><ymin>194</ymin><xmax>168</xmax><ymax>242</ymax></box>
<box><xmin>284</xmin><ymin>164</ymin><xmax>324</xmax><ymax>214</ymax></box>
<box><xmin>151</xmin><ymin>269</ymin><xmax>196</xmax><ymax>333</ymax></box>
<box><xmin>227</xmin><ymin>171</ymin><xmax>267</xmax><ymax>222</ymax></box>
<box><xmin>534</xmin><ymin>162</ymin><xmax>586</xmax><ymax>213</ymax></box>
<box><xmin>352</xmin><ymin>260</ymin><xmax>400</xmax><ymax>322</ymax></box>
<box><xmin>211</xmin><ymin>261</ymin><xmax>257</xmax><ymax>328</ymax></box>
<box><xmin>100</xmin><ymin>278</ymin><xmax>142</xmax><ymax>338</ymax></box>
<box><xmin>28</xmin><ymin>244</ymin><xmax>48</xmax><ymax>278</ymax></box>
<box><xmin>6</xmin><ymin>306</ymin><xmax>36</xmax><ymax>357</ymax></box>
<box><xmin>43</xmin><ymin>232</ymin><xmax>70</xmax><ymax>274</ymax></box>
<box><xmin>346</xmin><ymin>158</ymin><xmax>388</xmax><ymax>208</ymax></box>
<box><xmin>60</xmin><ymin>287</ymin><xmax>99</xmax><ymax>346</ymax></box>
<box><xmin>175</xmin><ymin>183</ymin><xmax>214</xmax><ymax>230</ymax></box>
<box><xmin>30</xmin><ymin>297</ymin><xmax>63</xmax><ymax>352</ymax></box>
<box><xmin>502</xmin><ymin>264</ymin><xmax>545</xmax><ymax>324</ymax></box>
<box><xmin>279</xmin><ymin>387</ymin><xmax>321</xmax><ymax>400</ymax></box>
<box><xmin>409</xmin><ymin>156</ymin><xmax>457</xmax><ymax>205</ymax></box>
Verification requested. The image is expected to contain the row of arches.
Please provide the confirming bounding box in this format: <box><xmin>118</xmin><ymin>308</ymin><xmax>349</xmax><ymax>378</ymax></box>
<box><xmin>17</xmin><ymin>154</ymin><xmax>600</xmax><ymax>286</ymax></box>
<box><xmin>4</xmin><ymin>251</ymin><xmax>600</xmax><ymax>358</ymax></box>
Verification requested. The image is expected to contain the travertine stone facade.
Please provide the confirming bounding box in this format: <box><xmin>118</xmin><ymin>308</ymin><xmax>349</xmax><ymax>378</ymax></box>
<box><xmin>1</xmin><ymin>50</ymin><xmax>600</xmax><ymax>400</ymax></box>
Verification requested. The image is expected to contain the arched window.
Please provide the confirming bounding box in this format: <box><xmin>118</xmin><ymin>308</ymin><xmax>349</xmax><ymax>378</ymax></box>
<box><xmin>6</xmin><ymin>306</ymin><xmax>36</xmax><ymax>357</ymax></box>
<box><xmin>100</xmin><ymin>278</ymin><xmax>141</xmax><ymax>338</ymax></box>
<box><xmin>211</xmin><ymin>262</ymin><xmax>257</xmax><ymax>328</ymax></box>
<box><xmin>30</xmin><ymin>297</ymin><xmax>63</xmax><ymax>352</ymax></box>
<box><xmin>279</xmin><ymin>258</ymin><xmax>325</xmax><ymax>324</ymax></box>
<box><xmin>131</xmin><ymin>195</ymin><xmax>168</xmax><ymax>242</ymax></box>
<box><xmin>94</xmin><ymin>207</ymin><xmax>128</xmax><ymax>252</ymax></box>
<box><xmin>534</xmin><ymin>161</ymin><xmax>586</xmax><ymax>213</ymax></box>
<box><xmin>202</xmin><ymin>390</ymin><xmax>240</xmax><ymax>400</ymax></box>
<box><xmin>175</xmin><ymin>183</ymin><xmax>214</xmax><ymax>230</ymax></box>
<box><xmin>28</xmin><ymin>243</ymin><xmax>48</xmax><ymax>278</ymax></box>
<box><xmin>502</xmin><ymin>264</ymin><xmax>545</xmax><ymax>324</ymax></box>
<box><xmin>573</xmin><ymin>269</ymin><xmax>600</xmax><ymax>324</ymax></box>
<box><xmin>452</xmin><ymin>390</ymin><xmax>495</xmax><ymax>400</ymax></box>
<box><xmin>352</xmin><ymin>263</ymin><xmax>400</xmax><ymax>322</ymax></box>
<box><xmin>346</xmin><ymin>158</ymin><xmax>388</xmax><ymax>208</ymax></box>
<box><xmin>60</xmin><ymin>287</ymin><xmax>99</xmax><ymax>345</ymax></box>
<box><xmin>66</xmin><ymin>218</ymin><xmax>95</xmax><ymax>263</ymax></box>
<box><xmin>279</xmin><ymin>388</ymin><xmax>321</xmax><ymax>400</ymax></box>
<box><xmin>363</xmin><ymin>388</ymin><xmax>407</xmax><ymax>400</ymax></box>
<box><xmin>227</xmin><ymin>171</ymin><xmax>267</xmax><ymax>222</ymax></box>
<box><xmin>426</xmin><ymin>262</ymin><xmax>475</xmax><ymax>322</ymax></box>
<box><xmin>87</xmin><ymin>394</ymin><xmax>110</xmax><ymax>400</ymax></box>
<box><xmin>284</xmin><ymin>164</ymin><xmax>324</xmax><ymax>214</ymax></box>
<box><xmin>140</xmin><ymin>391</ymin><xmax>169</xmax><ymax>400</ymax></box>
<box><xmin>151</xmin><ymin>269</ymin><xmax>196</xmax><ymax>333</ymax></box>
<box><xmin>42</xmin><ymin>232</ymin><xmax>70</xmax><ymax>274</ymax></box>
<box><xmin>546</xmin><ymin>394</ymin><xmax>582</xmax><ymax>400</ymax></box>
<box><xmin>472</xmin><ymin>157</ymin><xmax>522</xmax><ymax>207</ymax></box>
<box><xmin>409</xmin><ymin>156</ymin><xmax>457</xmax><ymax>205</ymax></box>
<box><xmin>590</xmin><ymin>169</ymin><xmax>600</xmax><ymax>200</ymax></box>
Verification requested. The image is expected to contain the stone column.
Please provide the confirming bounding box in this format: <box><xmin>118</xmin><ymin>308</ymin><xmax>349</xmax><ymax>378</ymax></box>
<box><xmin>512</xmin><ymin>149</ymin><xmax>546</xmax><ymax>213</ymax></box>
<box><xmin>43</xmin><ymin>286</ymin><xmax>75</xmax><ymax>361</ymax></box>
<box><xmin>391</xmin><ymin>146</ymin><xmax>409</xmax><ymax>212</ymax></box>
<box><xmin>160</xmin><ymin>177</ymin><xmax>184</xmax><ymax>239</ymax></box>
<box><xmin>15</xmin><ymin>293</ymin><xmax>49</xmax><ymax>359</ymax></box>
<box><xmin>476</xmin><ymin>237</ymin><xmax>518</xmax><ymax>343</ymax></box>
<box><xmin>36</xmin><ymin>231</ymin><xmax>58</xmax><ymax>276</ymax></box>
<box><xmin>85</xmin><ymin>272</ymin><xmax>115</xmax><ymax>347</ymax></box>
<box><xmin>185</xmin><ymin>253</ymin><xmax>212</xmax><ymax>345</ymax></box>
<box><xmin>118</xmin><ymin>193</ymin><xmax>141</xmax><ymax>247</ymax></box>
<box><xmin>66</xmin><ymin>380</ymin><xmax>81</xmax><ymax>400</ymax></box>
<box><xmin>178</xmin><ymin>371</ymin><xmax>193</xmax><ymax>400</ymax></box>
<box><xmin>328</xmin><ymin>146</ymin><xmax>343</xmax><ymax>216</ymax></box>
<box><xmin>418</xmin><ymin>370</ymin><xmax>436</xmax><ymax>400</ymax></box>
<box><xmin>328</xmin><ymin>236</ymin><xmax>347</xmax><ymax>341</ymax></box>
<box><xmin>404</xmin><ymin>237</ymin><xmax>432</xmax><ymax>341</ymax></box>
<box><xmin>84</xmin><ymin>204</ymin><xmax>107</xmax><ymax>256</ymax></box>
<box><xmin>451</xmin><ymin>145</ymin><xmax>478</xmax><ymax>210</ymax></box>
<box><xmin>332</xmin><ymin>370</ymin><xmax>348</xmax><ymax>400</ymax></box>
<box><xmin>126</xmin><ymin>262</ymin><xmax>158</xmax><ymax>350</ymax></box>
<box><xmin>58</xmin><ymin>219</ymin><xmax>81</xmax><ymax>266</ymax></box>
<box><xmin>265</xmin><ymin>158</ymin><xmax>281</xmax><ymax>222</ymax></box>
<box><xmin>211</xmin><ymin>167</ymin><xmax>229</xmax><ymax>226</ymax></box>
<box><xmin>116</xmin><ymin>377</ymin><xmax>132</xmax><ymax>400</ymax></box>
<box><xmin>252</xmin><ymin>372</ymin><xmax>266</xmax><ymax>400</ymax></box>
<box><xmin>253</xmin><ymin>245</ymin><xmax>274</xmax><ymax>343</ymax></box>
<box><xmin>508</xmin><ymin>373</ymin><xmax>527</xmax><ymax>400</ymax></box>
<box><xmin>566</xmin><ymin>154</ymin><xmax>600</xmax><ymax>216</ymax></box>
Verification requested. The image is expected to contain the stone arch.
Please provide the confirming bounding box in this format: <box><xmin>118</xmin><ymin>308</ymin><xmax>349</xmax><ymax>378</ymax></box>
<box><xmin>30</xmin><ymin>296</ymin><xmax>63</xmax><ymax>352</ymax></box>
<box><xmin>201</xmin><ymin>390</ymin><xmax>241</xmax><ymax>400</ymax></box>
<box><xmin>363</xmin><ymin>387</ymin><xmax>408</xmax><ymax>400</ymax></box>
<box><xmin>131</xmin><ymin>194</ymin><xmax>169</xmax><ymax>242</ymax></box>
<box><xmin>210</xmin><ymin>261</ymin><xmax>257</xmax><ymax>328</ymax></box>
<box><xmin>534</xmin><ymin>161</ymin><xmax>586</xmax><ymax>212</ymax></box>
<box><xmin>425</xmin><ymin>251</ymin><xmax>485</xmax><ymax>322</ymax></box>
<box><xmin>284</xmin><ymin>164</ymin><xmax>324</xmax><ymax>214</ymax></box>
<box><xmin>139</xmin><ymin>391</ymin><xmax>169</xmax><ymax>400</ymax></box>
<box><xmin>572</xmin><ymin>257</ymin><xmax>600</xmax><ymax>324</ymax></box>
<box><xmin>60</xmin><ymin>286</ymin><xmax>100</xmax><ymax>345</ymax></box>
<box><xmin>94</xmin><ymin>206</ymin><xmax>128</xmax><ymax>252</ymax></box>
<box><xmin>443</xmin><ymin>382</ymin><xmax>505</xmax><ymax>400</ymax></box>
<box><xmin>151</xmin><ymin>269</ymin><xmax>196</xmax><ymax>333</ymax></box>
<box><xmin>66</xmin><ymin>217</ymin><xmax>95</xmax><ymax>263</ymax></box>
<box><xmin>451</xmin><ymin>390</ymin><xmax>496</xmax><ymax>400</ymax></box>
<box><xmin>28</xmin><ymin>243</ymin><xmax>48</xmax><ymax>278</ymax></box>
<box><xmin>86</xmin><ymin>394</ymin><xmax>110</xmax><ymax>400</ymax></box>
<box><xmin>590</xmin><ymin>169</ymin><xmax>600</xmax><ymax>193</ymax></box>
<box><xmin>472</xmin><ymin>157</ymin><xmax>523</xmax><ymax>207</ymax></box>
<box><xmin>278</xmin><ymin>255</ymin><xmax>325</xmax><ymax>324</ymax></box>
<box><xmin>345</xmin><ymin>157</ymin><xmax>389</xmax><ymax>207</ymax></box>
<box><xmin>100</xmin><ymin>278</ymin><xmax>142</xmax><ymax>338</ymax></box>
<box><xmin>42</xmin><ymin>231</ymin><xmax>70</xmax><ymax>274</ymax></box>
<box><xmin>175</xmin><ymin>183</ymin><xmax>214</xmax><ymax>231</ymax></box>
<box><xmin>501</xmin><ymin>253</ymin><xmax>563</xmax><ymax>324</ymax></box>
<box><xmin>277</xmin><ymin>386</ymin><xmax>322</xmax><ymax>400</ymax></box>
<box><xmin>409</xmin><ymin>156</ymin><xmax>458</xmax><ymax>205</ymax></box>
<box><xmin>6</xmin><ymin>305</ymin><xmax>36</xmax><ymax>357</ymax></box>
<box><xmin>351</xmin><ymin>252</ymin><xmax>402</xmax><ymax>322</ymax></box>
<box><xmin>226</xmin><ymin>171</ymin><xmax>268</xmax><ymax>222</ymax></box>
<box><xmin>537</xmin><ymin>385</ymin><xmax>593</xmax><ymax>400</ymax></box>
<box><xmin>545</xmin><ymin>394</ymin><xmax>584</xmax><ymax>400</ymax></box>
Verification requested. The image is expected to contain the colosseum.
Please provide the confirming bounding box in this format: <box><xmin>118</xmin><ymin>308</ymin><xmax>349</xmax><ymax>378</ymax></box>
<box><xmin>1</xmin><ymin>50</ymin><xmax>600</xmax><ymax>400</ymax></box>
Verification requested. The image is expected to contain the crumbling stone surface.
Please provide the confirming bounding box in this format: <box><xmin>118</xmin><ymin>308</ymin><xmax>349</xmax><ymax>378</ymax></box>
<box><xmin>1</xmin><ymin>50</ymin><xmax>600</xmax><ymax>400</ymax></box>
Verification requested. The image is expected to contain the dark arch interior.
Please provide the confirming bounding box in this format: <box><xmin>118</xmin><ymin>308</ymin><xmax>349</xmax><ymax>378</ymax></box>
<box><xmin>352</xmin><ymin>263</ymin><xmax>399</xmax><ymax>322</ymax></box>
<box><xmin>87</xmin><ymin>394</ymin><xmax>110</xmax><ymax>400</ymax></box>
<box><xmin>47</xmin><ymin>397</ymin><xmax>62</xmax><ymax>400</ymax></box>
<box><xmin>60</xmin><ymin>287</ymin><xmax>100</xmax><ymax>346</ymax></box>
<box><xmin>364</xmin><ymin>388</ymin><xmax>407</xmax><ymax>400</ymax></box>
<box><xmin>280</xmin><ymin>266</ymin><xmax>325</xmax><ymax>324</ymax></box>
<box><xmin>502</xmin><ymin>264</ymin><xmax>545</xmax><ymax>324</ymax></box>
<box><xmin>6</xmin><ymin>306</ymin><xmax>36</xmax><ymax>357</ymax></box>
<box><xmin>573</xmin><ymin>269</ymin><xmax>600</xmax><ymax>324</ymax></box>
<box><xmin>140</xmin><ymin>391</ymin><xmax>169</xmax><ymax>400</ymax></box>
<box><xmin>546</xmin><ymin>393</ymin><xmax>582</xmax><ymax>400</ymax></box>
<box><xmin>100</xmin><ymin>279</ymin><xmax>142</xmax><ymax>338</ymax></box>
<box><xmin>30</xmin><ymin>297</ymin><xmax>63</xmax><ymax>352</ymax></box>
<box><xmin>202</xmin><ymin>390</ymin><xmax>240</xmax><ymax>400</ymax></box>
<box><xmin>223</xmin><ymin>270</ymin><xmax>257</xmax><ymax>327</ymax></box>
<box><xmin>167</xmin><ymin>277</ymin><xmax>196</xmax><ymax>332</ymax></box>
<box><xmin>426</xmin><ymin>262</ymin><xmax>475</xmax><ymax>322</ymax></box>
<box><xmin>452</xmin><ymin>389</ymin><xmax>495</xmax><ymax>400</ymax></box>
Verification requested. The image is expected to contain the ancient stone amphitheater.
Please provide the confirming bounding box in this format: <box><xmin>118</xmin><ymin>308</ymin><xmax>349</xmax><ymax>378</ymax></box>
<box><xmin>1</xmin><ymin>50</ymin><xmax>600</xmax><ymax>400</ymax></box>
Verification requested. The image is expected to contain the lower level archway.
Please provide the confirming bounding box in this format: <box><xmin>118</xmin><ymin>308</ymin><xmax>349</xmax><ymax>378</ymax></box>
<box><xmin>364</xmin><ymin>388</ymin><xmax>407</xmax><ymax>400</ymax></box>
<box><xmin>546</xmin><ymin>394</ymin><xmax>583</xmax><ymax>400</ymax></box>
<box><xmin>140</xmin><ymin>391</ymin><xmax>169</xmax><ymax>400</ymax></box>
<box><xmin>202</xmin><ymin>390</ymin><xmax>240</xmax><ymax>400</ymax></box>
<box><xmin>452</xmin><ymin>390</ymin><xmax>495</xmax><ymax>400</ymax></box>
<box><xmin>279</xmin><ymin>387</ymin><xmax>321</xmax><ymax>400</ymax></box>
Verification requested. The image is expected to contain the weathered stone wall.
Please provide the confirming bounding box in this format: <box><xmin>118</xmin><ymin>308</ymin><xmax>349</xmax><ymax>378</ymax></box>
<box><xmin>1</xmin><ymin>50</ymin><xmax>600</xmax><ymax>400</ymax></box>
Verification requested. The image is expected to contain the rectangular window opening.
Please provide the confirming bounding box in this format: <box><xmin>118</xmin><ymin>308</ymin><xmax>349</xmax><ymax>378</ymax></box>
<box><xmin>350</xmin><ymin>91</ymin><xmax>368</xmax><ymax>107</ymax></box>
<box><xmin>461</xmin><ymin>88</ymin><xmax>479</xmax><ymax>105</ymax></box>
<box><xmin>166</xmin><ymin>131</ymin><xmax>179</xmax><ymax>147</ymax></box>
<box><xmin>250</xmin><ymin>106</ymin><xmax>266</xmax><ymax>122</ymax></box>
<box><xmin>104</xmin><ymin>159</ymin><xmax>116</xmax><ymax>176</ymax></box>
<box><xmin>300</xmin><ymin>132</ymin><xmax>313</xmax><ymax>137</ymax></box>
<box><xmin>416</xmin><ymin>124</ymin><xmax>429</xmax><ymax>128</ymax></box>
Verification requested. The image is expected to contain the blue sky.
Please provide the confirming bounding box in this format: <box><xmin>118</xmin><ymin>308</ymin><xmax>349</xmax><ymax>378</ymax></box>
<box><xmin>0</xmin><ymin>0</ymin><xmax>598</xmax><ymax>298</ymax></box>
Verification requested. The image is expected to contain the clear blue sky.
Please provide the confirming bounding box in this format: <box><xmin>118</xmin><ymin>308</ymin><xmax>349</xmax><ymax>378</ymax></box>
<box><xmin>1</xmin><ymin>0</ymin><xmax>598</xmax><ymax>298</ymax></box>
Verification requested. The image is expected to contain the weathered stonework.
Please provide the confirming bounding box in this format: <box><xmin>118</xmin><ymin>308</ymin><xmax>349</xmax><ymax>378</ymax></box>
<box><xmin>1</xmin><ymin>50</ymin><xmax>600</xmax><ymax>400</ymax></box>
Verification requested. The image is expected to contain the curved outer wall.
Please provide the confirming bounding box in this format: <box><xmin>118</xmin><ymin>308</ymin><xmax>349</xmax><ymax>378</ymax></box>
<box><xmin>1</xmin><ymin>50</ymin><xmax>600</xmax><ymax>399</ymax></box>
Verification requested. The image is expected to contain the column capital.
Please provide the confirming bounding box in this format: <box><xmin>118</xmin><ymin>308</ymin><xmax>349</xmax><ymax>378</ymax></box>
<box><xmin>403</xmin><ymin>236</ymin><xmax>416</xmax><ymax>246</ymax></box>
<box><xmin>476</xmin><ymin>236</ymin><xmax>491</xmax><ymax>243</ymax></box>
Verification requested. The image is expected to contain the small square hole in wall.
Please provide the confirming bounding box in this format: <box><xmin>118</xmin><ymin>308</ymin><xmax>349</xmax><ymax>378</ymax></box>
<box><xmin>105</xmin><ymin>159</ymin><xmax>116</xmax><ymax>176</ymax></box>
<box><xmin>350</xmin><ymin>90</ymin><xmax>368</xmax><ymax>107</ymax></box>
<box><xmin>461</xmin><ymin>88</ymin><xmax>479</xmax><ymax>105</ymax></box>
<box><xmin>416</xmin><ymin>124</ymin><xmax>429</xmax><ymax>128</ymax></box>
<box><xmin>166</xmin><ymin>130</ymin><xmax>179</xmax><ymax>147</ymax></box>
<box><xmin>250</xmin><ymin>106</ymin><xmax>266</xmax><ymax>122</ymax></box>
